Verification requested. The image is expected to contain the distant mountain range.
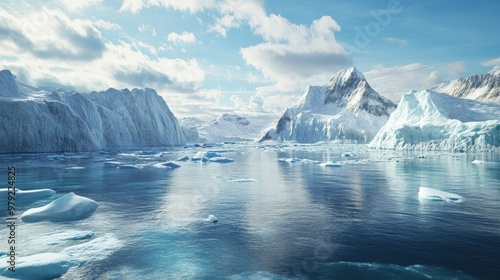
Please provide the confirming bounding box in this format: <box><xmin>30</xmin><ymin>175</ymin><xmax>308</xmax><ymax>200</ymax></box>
<box><xmin>434</xmin><ymin>70</ymin><xmax>500</xmax><ymax>103</ymax></box>
<box><xmin>180</xmin><ymin>113</ymin><xmax>262</xmax><ymax>143</ymax></box>
<box><xmin>259</xmin><ymin>67</ymin><xmax>397</xmax><ymax>143</ymax></box>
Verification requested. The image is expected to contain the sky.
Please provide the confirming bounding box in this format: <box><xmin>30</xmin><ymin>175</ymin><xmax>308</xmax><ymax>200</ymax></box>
<box><xmin>0</xmin><ymin>0</ymin><xmax>499</xmax><ymax>125</ymax></box>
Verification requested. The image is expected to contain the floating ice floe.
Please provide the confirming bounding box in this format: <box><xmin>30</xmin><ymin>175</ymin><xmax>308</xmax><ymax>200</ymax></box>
<box><xmin>206</xmin><ymin>215</ymin><xmax>218</xmax><ymax>223</ymax></box>
<box><xmin>104</xmin><ymin>161</ymin><xmax>123</xmax><ymax>168</ymax></box>
<box><xmin>192</xmin><ymin>151</ymin><xmax>221</xmax><ymax>161</ymax></box>
<box><xmin>153</xmin><ymin>161</ymin><xmax>181</xmax><ymax>169</ymax></box>
<box><xmin>418</xmin><ymin>186</ymin><xmax>464</xmax><ymax>203</ymax></box>
<box><xmin>341</xmin><ymin>152</ymin><xmax>356</xmax><ymax>158</ymax></box>
<box><xmin>117</xmin><ymin>164</ymin><xmax>141</xmax><ymax>170</ymax></box>
<box><xmin>208</xmin><ymin>157</ymin><xmax>234</xmax><ymax>163</ymax></box>
<box><xmin>319</xmin><ymin>162</ymin><xmax>343</xmax><ymax>167</ymax></box>
<box><xmin>471</xmin><ymin>160</ymin><xmax>495</xmax><ymax>164</ymax></box>
<box><xmin>231</xmin><ymin>178</ymin><xmax>259</xmax><ymax>183</ymax></box>
<box><xmin>0</xmin><ymin>188</ymin><xmax>55</xmax><ymax>201</ymax></box>
<box><xmin>61</xmin><ymin>234</ymin><xmax>123</xmax><ymax>263</ymax></box>
<box><xmin>21</xmin><ymin>192</ymin><xmax>99</xmax><ymax>222</ymax></box>
<box><xmin>0</xmin><ymin>252</ymin><xmax>78</xmax><ymax>279</ymax></box>
<box><xmin>176</xmin><ymin>156</ymin><xmax>190</xmax><ymax>161</ymax></box>
<box><xmin>65</xmin><ymin>166</ymin><xmax>86</xmax><ymax>170</ymax></box>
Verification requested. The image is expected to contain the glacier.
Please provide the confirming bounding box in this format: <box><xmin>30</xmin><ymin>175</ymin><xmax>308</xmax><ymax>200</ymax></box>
<box><xmin>369</xmin><ymin>90</ymin><xmax>500</xmax><ymax>151</ymax></box>
<box><xmin>0</xmin><ymin>69</ymin><xmax>185</xmax><ymax>153</ymax></box>
<box><xmin>180</xmin><ymin>113</ymin><xmax>262</xmax><ymax>143</ymax></box>
<box><xmin>259</xmin><ymin>67</ymin><xmax>397</xmax><ymax>143</ymax></box>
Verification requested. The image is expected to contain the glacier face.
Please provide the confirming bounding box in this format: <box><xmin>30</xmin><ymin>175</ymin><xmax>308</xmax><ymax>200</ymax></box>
<box><xmin>434</xmin><ymin>71</ymin><xmax>500</xmax><ymax>103</ymax></box>
<box><xmin>0</xmin><ymin>70</ymin><xmax>185</xmax><ymax>153</ymax></box>
<box><xmin>369</xmin><ymin>90</ymin><xmax>500</xmax><ymax>151</ymax></box>
<box><xmin>259</xmin><ymin>67</ymin><xmax>397</xmax><ymax>143</ymax></box>
<box><xmin>179</xmin><ymin>113</ymin><xmax>262</xmax><ymax>143</ymax></box>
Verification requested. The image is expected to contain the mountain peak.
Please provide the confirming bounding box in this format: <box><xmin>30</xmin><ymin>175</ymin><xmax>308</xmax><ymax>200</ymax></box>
<box><xmin>326</xmin><ymin>66</ymin><xmax>365</xmax><ymax>89</ymax></box>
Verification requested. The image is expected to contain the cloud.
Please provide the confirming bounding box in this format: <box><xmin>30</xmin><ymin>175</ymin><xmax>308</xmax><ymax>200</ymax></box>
<box><xmin>138</xmin><ymin>24</ymin><xmax>156</xmax><ymax>36</ymax></box>
<box><xmin>56</xmin><ymin>0</ymin><xmax>103</xmax><ymax>10</ymax></box>
<box><xmin>0</xmin><ymin>8</ymin><xmax>205</xmax><ymax>94</ymax></box>
<box><xmin>444</xmin><ymin>61</ymin><xmax>466</xmax><ymax>77</ymax></box>
<box><xmin>94</xmin><ymin>19</ymin><xmax>122</xmax><ymax>30</ymax></box>
<box><xmin>364</xmin><ymin>63</ymin><xmax>444</xmax><ymax>102</ymax></box>
<box><xmin>480</xmin><ymin>57</ymin><xmax>500</xmax><ymax>67</ymax></box>
<box><xmin>0</xmin><ymin>8</ymin><xmax>105</xmax><ymax>61</ymax></box>
<box><xmin>383</xmin><ymin>37</ymin><xmax>408</xmax><ymax>45</ymax></box>
<box><xmin>120</xmin><ymin>0</ymin><xmax>216</xmax><ymax>14</ymax></box>
<box><xmin>167</xmin><ymin>31</ymin><xmax>197</xmax><ymax>44</ymax></box>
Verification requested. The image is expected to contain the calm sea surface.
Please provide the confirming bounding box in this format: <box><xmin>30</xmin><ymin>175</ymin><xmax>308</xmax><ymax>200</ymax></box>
<box><xmin>1</xmin><ymin>143</ymin><xmax>499</xmax><ymax>279</ymax></box>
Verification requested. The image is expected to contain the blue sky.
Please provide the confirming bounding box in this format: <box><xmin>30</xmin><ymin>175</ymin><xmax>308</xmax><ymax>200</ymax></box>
<box><xmin>0</xmin><ymin>0</ymin><xmax>499</xmax><ymax>125</ymax></box>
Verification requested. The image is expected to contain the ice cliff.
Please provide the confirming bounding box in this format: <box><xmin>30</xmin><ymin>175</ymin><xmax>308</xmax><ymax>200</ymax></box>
<box><xmin>0</xmin><ymin>69</ymin><xmax>185</xmax><ymax>153</ymax></box>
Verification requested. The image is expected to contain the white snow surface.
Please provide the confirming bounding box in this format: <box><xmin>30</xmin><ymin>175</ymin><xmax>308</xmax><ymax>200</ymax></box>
<box><xmin>259</xmin><ymin>67</ymin><xmax>396</xmax><ymax>143</ymax></box>
<box><xmin>21</xmin><ymin>192</ymin><xmax>99</xmax><ymax>222</ymax></box>
<box><xmin>369</xmin><ymin>90</ymin><xmax>500</xmax><ymax>151</ymax></box>
<box><xmin>434</xmin><ymin>71</ymin><xmax>500</xmax><ymax>103</ymax></box>
<box><xmin>180</xmin><ymin>114</ymin><xmax>262</xmax><ymax>143</ymax></box>
<box><xmin>0</xmin><ymin>70</ymin><xmax>185</xmax><ymax>153</ymax></box>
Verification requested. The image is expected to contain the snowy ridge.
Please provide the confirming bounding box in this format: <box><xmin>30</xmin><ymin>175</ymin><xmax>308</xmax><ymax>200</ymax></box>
<box><xmin>0</xmin><ymin>70</ymin><xmax>185</xmax><ymax>153</ymax></box>
<box><xmin>369</xmin><ymin>90</ymin><xmax>500</xmax><ymax>151</ymax></box>
<box><xmin>259</xmin><ymin>67</ymin><xmax>396</xmax><ymax>143</ymax></box>
<box><xmin>180</xmin><ymin>113</ymin><xmax>262</xmax><ymax>142</ymax></box>
<box><xmin>434</xmin><ymin>71</ymin><xmax>500</xmax><ymax>103</ymax></box>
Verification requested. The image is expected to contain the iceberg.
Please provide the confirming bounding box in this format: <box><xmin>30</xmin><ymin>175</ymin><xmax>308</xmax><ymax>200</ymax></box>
<box><xmin>369</xmin><ymin>90</ymin><xmax>500</xmax><ymax>151</ymax></box>
<box><xmin>206</xmin><ymin>215</ymin><xmax>218</xmax><ymax>223</ymax></box>
<box><xmin>153</xmin><ymin>161</ymin><xmax>181</xmax><ymax>169</ymax></box>
<box><xmin>418</xmin><ymin>187</ymin><xmax>464</xmax><ymax>203</ymax></box>
<box><xmin>259</xmin><ymin>67</ymin><xmax>396</xmax><ymax>143</ymax></box>
<box><xmin>192</xmin><ymin>151</ymin><xmax>221</xmax><ymax>161</ymax></box>
<box><xmin>21</xmin><ymin>192</ymin><xmax>99</xmax><ymax>222</ymax></box>
<box><xmin>0</xmin><ymin>253</ymin><xmax>78</xmax><ymax>279</ymax></box>
<box><xmin>0</xmin><ymin>70</ymin><xmax>185</xmax><ymax>153</ymax></box>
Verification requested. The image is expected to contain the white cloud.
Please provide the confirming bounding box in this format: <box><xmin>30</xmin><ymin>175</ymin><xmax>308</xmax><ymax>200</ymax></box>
<box><xmin>138</xmin><ymin>24</ymin><xmax>156</xmax><ymax>36</ymax></box>
<box><xmin>0</xmin><ymin>8</ymin><xmax>205</xmax><ymax>94</ymax></box>
<box><xmin>167</xmin><ymin>31</ymin><xmax>197</xmax><ymax>44</ymax></box>
<box><xmin>56</xmin><ymin>0</ymin><xmax>103</xmax><ymax>10</ymax></box>
<box><xmin>94</xmin><ymin>19</ymin><xmax>122</xmax><ymax>30</ymax></box>
<box><xmin>480</xmin><ymin>57</ymin><xmax>500</xmax><ymax>67</ymax></box>
<box><xmin>444</xmin><ymin>61</ymin><xmax>466</xmax><ymax>77</ymax></box>
<box><xmin>364</xmin><ymin>63</ymin><xmax>444</xmax><ymax>102</ymax></box>
<box><xmin>383</xmin><ymin>37</ymin><xmax>408</xmax><ymax>45</ymax></box>
<box><xmin>120</xmin><ymin>0</ymin><xmax>216</xmax><ymax>14</ymax></box>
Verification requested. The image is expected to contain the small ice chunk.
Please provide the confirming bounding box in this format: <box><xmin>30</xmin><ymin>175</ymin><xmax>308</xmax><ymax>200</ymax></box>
<box><xmin>0</xmin><ymin>253</ymin><xmax>78</xmax><ymax>279</ymax></box>
<box><xmin>471</xmin><ymin>160</ymin><xmax>494</xmax><ymax>164</ymax></box>
<box><xmin>418</xmin><ymin>186</ymin><xmax>463</xmax><ymax>203</ymax></box>
<box><xmin>154</xmin><ymin>161</ymin><xmax>181</xmax><ymax>169</ymax></box>
<box><xmin>341</xmin><ymin>152</ymin><xmax>356</xmax><ymax>158</ymax></box>
<box><xmin>21</xmin><ymin>192</ymin><xmax>99</xmax><ymax>222</ymax></box>
<box><xmin>231</xmin><ymin>178</ymin><xmax>259</xmax><ymax>183</ymax></box>
<box><xmin>278</xmin><ymin>158</ymin><xmax>301</xmax><ymax>163</ymax></box>
<box><xmin>65</xmin><ymin>166</ymin><xmax>86</xmax><ymax>170</ymax></box>
<box><xmin>117</xmin><ymin>165</ymin><xmax>141</xmax><ymax>170</ymax></box>
<box><xmin>0</xmin><ymin>188</ymin><xmax>55</xmax><ymax>201</ymax></box>
<box><xmin>319</xmin><ymin>162</ymin><xmax>343</xmax><ymax>167</ymax></box>
<box><xmin>192</xmin><ymin>151</ymin><xmax>221</xmax><ymax>161</ymax></box>
<box><xmin>206</xmin><ymin>215</ymin><xmax>218</xmax><ymax>223</ymax></box>
<box><xmin>104</xmin><ymin>161</ymin><xmax>123</xmax><ymax>167</ymax></box>
<box><xmin>209</xmin><ymin>157</ymin><xmax>234</xmax><ymax>163</ymax></box>
<box><xmin>176</xmin><ymin>156</ymin><xmax>190</xmax><ymax>161</ymax></box>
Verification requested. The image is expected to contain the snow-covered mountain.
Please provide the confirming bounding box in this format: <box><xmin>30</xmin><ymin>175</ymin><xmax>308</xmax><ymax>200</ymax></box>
<box><xmin>369</xmin><ymin>90</ymin><xmax>500</xmax><ymax>151</ymax></box>
<box><xmin>259</xmin><ymin>67</ymin><xmax>397</xmax><ymax>143</ymax></box>
<box><xmin>0</xmin><ymin>70</ymin><xmax>185</xmax><ymax>153</ymax></box>
<box><xmin>434</xmin><ymin>70</ymin><xmax>500</xmax><ymax>103</ymax></box>
<box><xmin>179</xmin><ymin>114</ymin><xmax>262</xmax><ymax>143</ymax></box>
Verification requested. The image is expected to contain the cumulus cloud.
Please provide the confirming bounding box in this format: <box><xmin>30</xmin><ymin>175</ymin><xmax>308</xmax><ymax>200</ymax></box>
<box><xmin>94</xmin><ymin>19</ymin><xmax>122</xmax><ymax>30</ymax></box>
<box><xmin>0</xmin><ymin>8</ymin><xmax>205</xmax><ymax>94</ymax></box>
<box><xmin>0</xmin><ymin>8</ymin><xmax>105</xmax><ymax>61</ymax></box>
<box><xmin>138</xmin><ymin>24</ymin><xmax>156</xmax><ymax>36</ymax></box>
<box><xmin>167</xmin><ymin>31</ymin><xmax>197</xmax><ymax>44</ymax></box>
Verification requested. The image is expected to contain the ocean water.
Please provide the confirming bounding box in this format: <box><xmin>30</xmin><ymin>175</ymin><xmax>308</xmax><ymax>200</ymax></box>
<box><xmin>1</xmin><ymin>143</ymin><xmax>499</xmax><ymax>279</ymax></box>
